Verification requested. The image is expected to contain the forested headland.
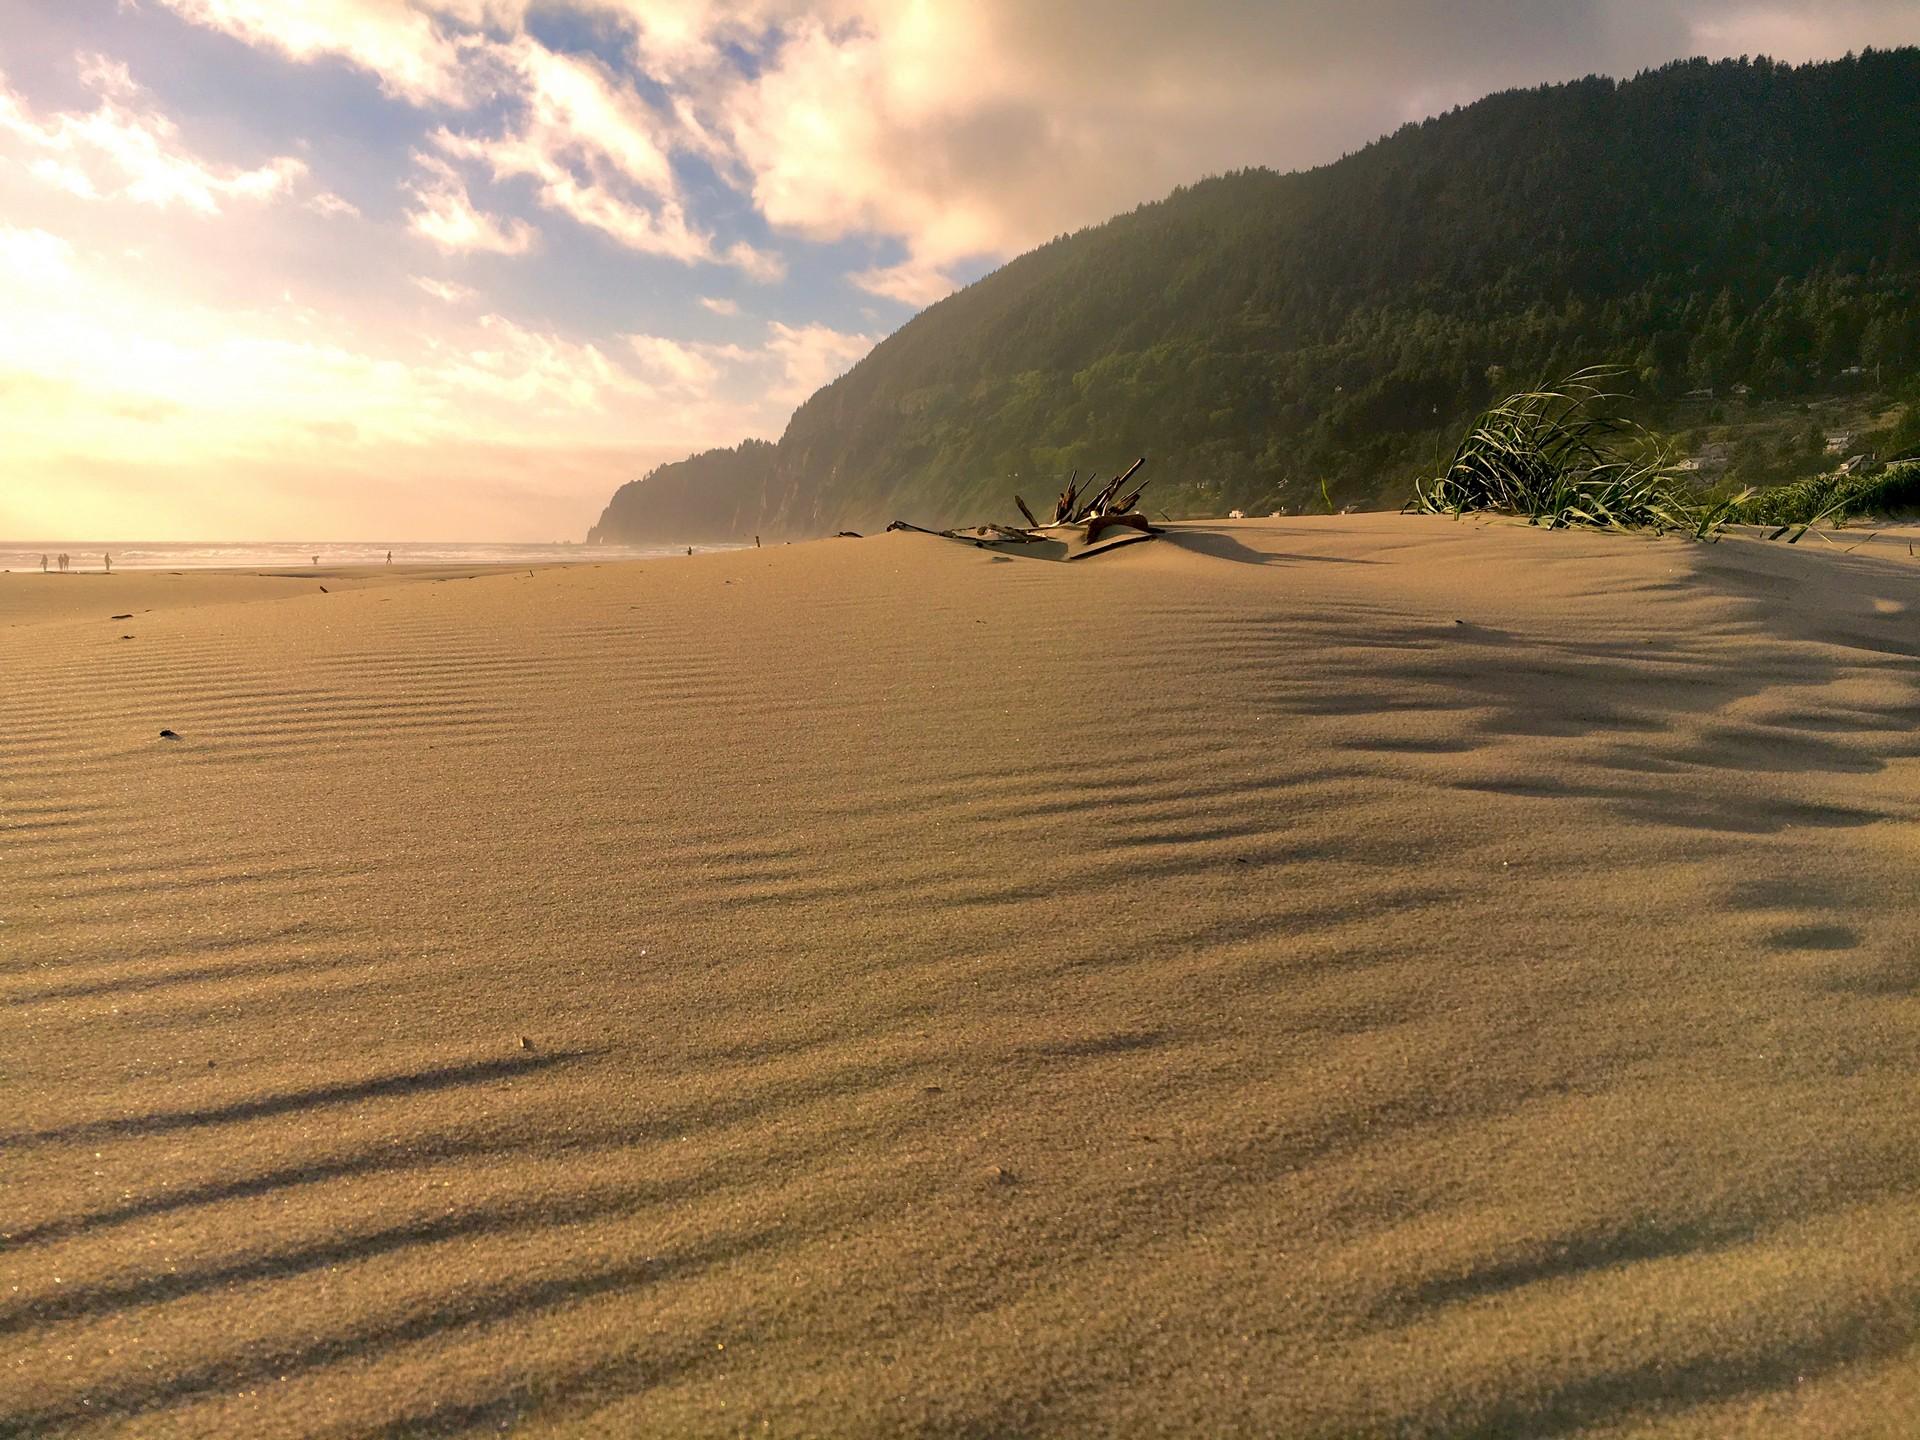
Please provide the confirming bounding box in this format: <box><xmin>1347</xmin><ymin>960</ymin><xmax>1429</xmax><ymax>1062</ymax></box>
<box><xmin>591</xmin><ymin>49</ymin><xmax>1920</xmax><ymax>544</ymax></box>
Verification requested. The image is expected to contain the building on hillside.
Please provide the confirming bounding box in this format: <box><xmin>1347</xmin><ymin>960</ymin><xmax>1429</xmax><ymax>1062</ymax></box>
<box><xmin>1675</xmin><ymin>443</ymin><xmax>1730</xmax><ymax>479</ymax></box>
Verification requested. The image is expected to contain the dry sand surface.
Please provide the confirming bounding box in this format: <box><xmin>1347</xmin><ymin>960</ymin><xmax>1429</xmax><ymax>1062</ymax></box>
<box><xmin>3</xmin><ymin>514</ymin><xmax>1918</xmax><ymax>1438</ymax></box>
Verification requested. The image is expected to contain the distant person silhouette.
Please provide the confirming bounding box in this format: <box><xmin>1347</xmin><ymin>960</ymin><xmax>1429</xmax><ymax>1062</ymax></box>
<box><xmin>40</xmin><ymin>554</ymin><xmax>47</xmax><ymax>573</ymax></box>
<box><xmin>58</xmin><ymin>553</ymin><xmax>68</xmax><ymax>573</ymax></box>
<box><xmin>312</xmin><ymin>555</ymin><xmax>318</xmax><ymax>567</ymax></box>
<box><xmin>386</xmin><ymin>550</ymin><xmax>392</xmax><ymax>565</ymax></box>
<box><xmin>103</xmin><ymin>553</ymin><xmax>111</xmax><ymax>574</ymax></box>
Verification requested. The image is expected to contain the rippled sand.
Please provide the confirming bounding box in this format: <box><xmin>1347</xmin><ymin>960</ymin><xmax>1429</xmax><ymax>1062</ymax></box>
<box><xmin>3</xmin><ymin>516</ymin><xmax>1917</xmax><ymax>1437</ymax></box>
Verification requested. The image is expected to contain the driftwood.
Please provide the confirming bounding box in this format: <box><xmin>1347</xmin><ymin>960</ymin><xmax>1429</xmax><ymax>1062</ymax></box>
<box><xmin>885</xmin><ymin>520</ymin><xmax>1045</xmax><ymax>546</ymax></box>
<box><xmin>1039</xmin><ymin>457</ymin><xmax>1159</xmax><ymax>539</ymax></box>
<box><xmin>1085</xmin><ymin>511</ymin><xmax>1156</xmax><ymax>543</ymax></box>
<box><xmin>889</xmin><ymin>458</ymin><xmax>1162</xmax><ymax>560</ymax></box>
<box><xmin>1057</xmin><ymin>457</ymin><xmax>1147</xmax><ymax>524</ymax></box>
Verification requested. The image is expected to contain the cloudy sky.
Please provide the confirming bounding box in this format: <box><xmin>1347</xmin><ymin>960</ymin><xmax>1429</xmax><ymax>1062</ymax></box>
<box><xmin>4</xmin><ymin>1</ymin><xmax>1918</xmax><ymax>541</ymax></box>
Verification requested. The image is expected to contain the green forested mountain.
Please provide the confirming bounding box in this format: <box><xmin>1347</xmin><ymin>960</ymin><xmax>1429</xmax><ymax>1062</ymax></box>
<box><xmin>590</xmin><ymin>49</ymin><xmax>1920</xmax><ymax>543</ymax></box>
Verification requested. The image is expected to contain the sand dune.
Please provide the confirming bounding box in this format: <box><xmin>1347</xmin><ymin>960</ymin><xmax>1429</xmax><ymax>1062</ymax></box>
<box><xmin>3</xmin><ymin>515</ymin><xmax>1917</xmax><ymax>1438</ymax></box>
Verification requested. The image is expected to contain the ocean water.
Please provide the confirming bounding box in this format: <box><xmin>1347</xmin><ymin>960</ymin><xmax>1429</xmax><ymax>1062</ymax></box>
<box><xmin>0</xmin><ymin>540</ymin><xmax>726</xmax><ymax>572</ymax></box>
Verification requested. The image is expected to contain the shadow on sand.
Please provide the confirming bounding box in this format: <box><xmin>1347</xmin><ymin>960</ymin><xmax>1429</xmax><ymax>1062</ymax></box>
<box><xmin>1162</xmin><ymin>528</ymin><xmax>1379</xmax><ymax>567</ymax></box>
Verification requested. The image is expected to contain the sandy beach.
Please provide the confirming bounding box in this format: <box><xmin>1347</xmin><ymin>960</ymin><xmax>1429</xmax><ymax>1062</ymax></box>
<box><xmin>3</xmin><ymin>514</ymin><xmax>1917</xmax><ymax>1438</ymax></box>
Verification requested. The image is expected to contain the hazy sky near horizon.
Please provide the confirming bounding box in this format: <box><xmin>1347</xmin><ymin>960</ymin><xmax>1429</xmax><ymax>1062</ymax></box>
<box><xmin>4</xmin><ymin>1</ymin><xmax>1919</xmax><ymax>540</ymax></box>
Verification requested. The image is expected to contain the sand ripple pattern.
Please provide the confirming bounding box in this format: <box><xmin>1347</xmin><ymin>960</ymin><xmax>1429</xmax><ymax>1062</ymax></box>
<box><xmin>3</xmin><ymin>521</ymin><xmax>1918</xmax><ymax>1437</ymax></box>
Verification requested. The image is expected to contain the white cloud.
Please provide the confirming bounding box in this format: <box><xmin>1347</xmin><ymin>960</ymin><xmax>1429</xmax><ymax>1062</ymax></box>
<box><xmin>427</xmin><ymin>37</ymin><xmax>780</xmax><ymax>274</ymax></box>
<box><xmin>722</xmin><ymin>238</ymin><xmax>785</xmax><ymax>282</ymax></box>
<box><xmin>29</xmin><ymin>157</ymin><xmax>100</xmax><ymax>199</ymax></box>
<box><xmin>405</xmin><ymin>153</ymin><xmax>537</xmax><ymax>254</ymax></box>
<box><xmin>720</xmin><ymin>13</ymin><xmax>1005</xmax><ymax>261</ymax></box>
<box><xmin>0</xmin><ymin>56</ymin><xmax>306</xmax><ymax>215</ymax></box>
<box><xmin>149</xmin><ymin>0</ymin><xmax>470</xmax><ymax>106</ymax></box>
<box><xmin>508</xmin><ymin>35</ymin><xmax>676</xmax><ymax>193</ymax></box>
<box><xmin>0</xmin><ymin>225</ymin><xmax>76</xmax><ymax>285</ymax></box>
<box><xmin>444</xmin><ymin>144</ymin><xmax>705</xmax><ymax>259</ymax></box>
<box><xmin>308</xmin><ymin>191</ymin><xmax>362</xmax><ymax>219</ymax></box>
<box><xmin>119</xmin><ymin>0</ymin><xmax>1920</xmax><ymax>292</ymax></box>
<box><xmin>764</xmin><ymin>319</ymin><xmax>877</xmax><ymax>405</ymax></box>
<box><xmin>626</xmin><ymin>332</ymin><xmax>724</xmax><ymax>389</ymax></box>
<box><xmin>411</xmin><ymin>274</ymin><xmax>479</xmax><ymax>303</ymax></box>
<box><xmin>698</xmin><ymin>295</ymin><xmax>739</xmax><ymax>315</ymax></box>
<box><xmin>138</xmin><ymin>2</ymin><xmax>781</xmax><ymax>276</ymax></box>
<box><xmin>441</xmin><ymin>313</ymin><xmax>647</xmax><ymax>409</ymax></box>
<box><xmin>850</xmin><ymin>256</ymin><xmax>956</xmax><ymax>307</ymax></box>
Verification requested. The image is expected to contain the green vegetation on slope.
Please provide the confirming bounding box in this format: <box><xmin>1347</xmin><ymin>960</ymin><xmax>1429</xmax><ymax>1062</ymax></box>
<box><xmin>1406</xmin><ymin>366</ymin><xmax>1920</xmax><ymax>540</ymax></box>
<box><xmin>1731</xmin><ymin>462</ymin><xmax>1920</xmax><ymax>529</ymax></box>
<box><xmin>1408</xmin><ymin>369</ymin><xmax>1714</xmax><ymax>534</ymax></box>
<box><xmin>590</xmin><ymin>49</ymin><xmax>1920</xmax><ymax>544</ymax></box>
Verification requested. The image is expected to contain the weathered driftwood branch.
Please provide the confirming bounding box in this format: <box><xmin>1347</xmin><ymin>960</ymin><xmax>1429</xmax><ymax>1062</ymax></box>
<box><xmin>886</xmin><ymin>458</ymin><xmax>1160</xmax><ymax>559</ymax></box>
<box><xmin>1052</xmin><ymin>470</ymin><xmax>1081</xmax><ymax>525</ymax></box>
<box><xmin>1054</xmin><ymin>457</ymin><xmax>1148</xmax><ymax>524</ymax></box>
<box><xmin>1068</xmin><ymin>458</ymin><xmax>1138</xmax><ymax>523</ymax></box>
<box><xmin>885</xmin><ymin>520</ymin><xmax>1044</xmax><ymax>545</ymax></box>
<box><xmin>1085</xmin><ymin>511</ymin><xmax>1156</xmax><ymax>543</ymax></box>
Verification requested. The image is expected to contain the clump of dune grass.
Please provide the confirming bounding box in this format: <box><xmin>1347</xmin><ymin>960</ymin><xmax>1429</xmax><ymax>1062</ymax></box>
<box><xmin>1410</xmin><ymin>368</ymin><xmax>1719</xmax><ymax>535</ymax></box>
<box><xmin>1730</xmin><ymin>462</ymin><xmax>1920</xmax><ymax>540</ymax></box>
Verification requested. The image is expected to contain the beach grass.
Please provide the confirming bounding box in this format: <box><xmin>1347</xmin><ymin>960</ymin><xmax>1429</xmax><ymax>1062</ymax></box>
<box><xmin>1409</xmin><ymin>368</ymin><xmax>1707</xmax><ymax>533</ymax></box>
<box><xmin>1731</xmin><ymin>461</ymin><xmax>1920</xmax><ymax>537</ymax></box>
<box><xmin>1413</xmin><ymin>372</ymin><xmax>1920</xmax><ymax>545</ymax></box>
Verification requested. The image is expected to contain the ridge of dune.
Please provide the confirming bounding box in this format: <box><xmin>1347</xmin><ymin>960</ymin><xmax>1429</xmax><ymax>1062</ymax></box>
<box><xmin>3</xmin><ymin>515</ymin><xmax>1917</xmax><ymax>1437</ymax></box>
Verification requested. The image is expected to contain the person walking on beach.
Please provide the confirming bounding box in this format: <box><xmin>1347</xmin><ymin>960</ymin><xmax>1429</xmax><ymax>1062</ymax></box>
<box><xmin>57</xmin><ymin>552</ymin><xmax>67</xmax><ymax>573</ymax></box>
<box><xmin>103</xmin><ymin>553</ymin><xmax>111</xmax><ymax>574</ymax></box>
<box><xmin>386</xmin><ymin>550</ymin><xmax>392</xmax><ymax>565</ymax></box>
<box><xmin>40</xmin><ymin>554</ymin><xmax>47</xmax><ymax>573</ymax></box>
